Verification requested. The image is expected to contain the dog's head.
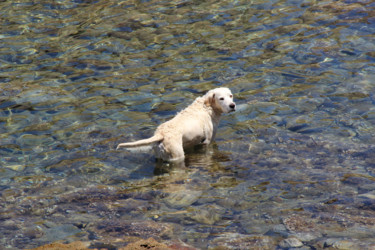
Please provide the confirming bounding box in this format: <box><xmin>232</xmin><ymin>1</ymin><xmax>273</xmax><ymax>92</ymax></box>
<box><xmin>204</xmin><ymin>87</ymin><xmax>236</xmax><ymax>114</ymax></box>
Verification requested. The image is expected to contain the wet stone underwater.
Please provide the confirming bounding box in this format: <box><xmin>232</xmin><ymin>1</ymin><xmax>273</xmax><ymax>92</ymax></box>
<box><xmin>1</xmin><ymin>0</ymin><xmax>375</xmax><ymax>249</ymax></box>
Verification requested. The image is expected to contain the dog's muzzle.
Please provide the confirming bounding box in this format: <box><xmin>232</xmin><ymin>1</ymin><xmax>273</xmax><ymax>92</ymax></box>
<box><xmin>229</xmin><ymin>103</ymin><xmax>236</xmax><ymax>112</ymax></box>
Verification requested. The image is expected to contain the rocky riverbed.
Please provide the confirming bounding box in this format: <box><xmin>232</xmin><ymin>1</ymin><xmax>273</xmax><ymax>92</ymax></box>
<box><xmin>1</xmin><ymin>0</ymin><xmax>375</xmax><ymax>249</ymax></box>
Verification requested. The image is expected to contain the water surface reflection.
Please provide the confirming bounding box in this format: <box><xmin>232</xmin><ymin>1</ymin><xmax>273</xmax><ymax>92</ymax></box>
<box><xmin>1</xmin><ymin>0</ymin><xmax>375</xmax><ymax>249</ymax></box>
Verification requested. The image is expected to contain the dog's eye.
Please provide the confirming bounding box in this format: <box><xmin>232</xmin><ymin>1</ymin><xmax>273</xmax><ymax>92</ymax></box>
<box><xmin>230</xmin><ymin>95</ymin><xmax>233</xmax><ymax>98</ymax></box>
<box><xmin>219</xmin><ymin>97</ymin><xmax>224</xmax><ymax>100</ymax></box>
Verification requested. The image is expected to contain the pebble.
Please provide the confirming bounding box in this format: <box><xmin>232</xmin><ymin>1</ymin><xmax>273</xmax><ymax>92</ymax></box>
<box><xmin>17</xmin><ymin>134</ymin><xmax>55</xmax><ymax>147</ymax></box>
<box><xmin>163</xmin><ymin>190</ymin><xmax>202</xmax><ymax>208</ymax></box>
<box><xmin>190</xmin><ymin>207</ymin><xmax>221</xmax><ymax>225</ymax></box>
<box><xmin>210</xmin><ymin>233</ymin><xmax>277</xmax><ymax>249</ymax></box>
<box><xmin>3</xmin><ymin>0</ymin><xmax>375</xmax><ymax>250</ymax></box>
<box><xmin>318</xmin><ymin>238</ymin><xmax>357</xmax><ymax>249</ymax></box>
<box><xmin>358</xmin><ymin>191</ymin><xmax>375</xmax><ymax>200</ymax></box>
<box><xmin>122</xmin><ymin>237</ymin><xmax>173</xmax><ymax>250</ymax></box>
<box><xmin>32</xmin><ymin>241</ymin><xmax>90</xmax><ymax>250</ymax></box>
<box><xmin>40</xmin><ymin>224</ymin><xmax>81</xmax><ymax>243</ymax></box>
<box><xmin>279</xmin><ymin>237</ymin><xmax>304</xmax><ymax>248</ymax></box>
<box><xmin>4</xmin><ymin>164</ymin><xmax>25</xmax><ymax>172</ymax></box>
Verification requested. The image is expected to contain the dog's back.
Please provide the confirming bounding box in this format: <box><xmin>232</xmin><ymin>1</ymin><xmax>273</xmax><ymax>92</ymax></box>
<box><xmin>116</xmin><ymin>88</ymin><xmax>235</xmax><ymax>162</ymax></box>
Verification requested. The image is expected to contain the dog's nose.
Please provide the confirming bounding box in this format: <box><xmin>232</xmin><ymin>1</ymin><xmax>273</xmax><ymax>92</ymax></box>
<box><xmin>230</xmin><ymin>103</ymin><xmax>236</xmax><ymax>109</ymax></box>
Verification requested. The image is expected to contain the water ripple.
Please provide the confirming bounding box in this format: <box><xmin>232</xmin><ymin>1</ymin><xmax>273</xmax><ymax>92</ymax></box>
<box><xmin>1</xmin><ymin>0</ymin><xmax>375</xmax><ymax>249</ymax></box>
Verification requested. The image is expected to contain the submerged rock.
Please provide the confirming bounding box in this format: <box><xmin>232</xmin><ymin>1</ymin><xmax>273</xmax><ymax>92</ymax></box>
<box><xmin>210</xmin><ymin>233</ymin><xmax>277</xmax><ymax>249</ymax></box>
<box><xmin>279</xmin><ymin>237</ymin><xmax>304</xmax><ymax>248</ymax></box>
<box><xmin>3</xmin><ymin>0</ymin><xmax>375</xmax><ymax>249</ymax></box>
<box><xmin>282</xmin><ymin>215</ymin><xmax>322</xmax><ymax>241</ymax></box>
<box><xmin>39</xmin><ymin>224</ymin><xmax>82</xmax><ymax>243</ymax></box>
<box><xmin>121</xmin><ymin>237</ymin><xmax>172</xmax><ymax>250</ymax></box>
<box><xmin>315</xmin><ymin>238</ymin><xmax>373</xmax><ymax>249</ymax></box>
<box><xmin>31</xmin><ymin>237</ymin><xmax>197</xmax><ymax>250</ymax></box>
<box><xmin>96</xmin><ymin>220</ymin><xmax>175</xmax><ymax>239</ymax></box>
<box><xmin>4</xmin><ymin>164</ymin><xmax>25</xmax><ymax>172</ymax></box>
<box><xmin>31</xmin><ymin>241</ymin><xmax>90</xmax><ymax>250</ymax></box>
<box><xmin>163</xmin><ymin>190</ymin><xmax>202</xmax><ymax>209</ymax></box>
<box><xmin>190</xmin><ymin>207</ymin><xmax>222</xmax><ymax>225</ymax></box>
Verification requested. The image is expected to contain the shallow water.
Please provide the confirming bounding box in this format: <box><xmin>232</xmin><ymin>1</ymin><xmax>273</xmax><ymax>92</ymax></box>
<box><xmin>1</xmin><ymin>0</ymin><xmax>375</xmax><ymax>249</ymax></box>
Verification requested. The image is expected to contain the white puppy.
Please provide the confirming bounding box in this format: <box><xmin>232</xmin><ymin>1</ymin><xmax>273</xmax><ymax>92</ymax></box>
<box><xmin>117</xmin><ymin>87</ymin><xmax>236</xmax><ymax>162</ymax></box>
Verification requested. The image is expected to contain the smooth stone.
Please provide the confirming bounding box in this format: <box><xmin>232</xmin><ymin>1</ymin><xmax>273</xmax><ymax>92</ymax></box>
<box><xmin>319</xmin><ymin>238</ymin><xmax>357</xmax><ymax>249</ymax></box>
<box><xmin>40</xmin><ymin>224</ymin><xmax>81</xmax><ymax>242</ymax></box>
<box><xmin>4</xmin><ymin>164</ymin><xmax>25</xmax><ymax>172</ymax></box>
<box><xmin>17</xmin><ymin>134</ymin><xmax>55</xmax><ymax>147</ymax></box>
<box><xmin>163</xmin><ymin>190</ymin><xmax>202</xmax><ymax>208</ymax></box>
<box><xmin>210</xmin><ymin>233</ymin><xmax>277</xmax><ymax>249</ymax></box>
<box><xmin>122</xmin><ymin>238</ymin><xmax>173</xmax><ymax>250</ymax></box>
<box><xmin>279</xmin><ymin>237</ymin><xmax>304</xmax><ymax>248</ymax></box>
<box><xmin>190</xmin><ymin>208</ymin><xmax>221</xmax><ymax>225</ymax></box>
<box><xmin>32</xmin><ymin>241</ymin><xmax>90</xmax><ymax>250</ymax></box>
<box><xmin>358</xmin><ymin>191</ymin><xmax>375</xmax><ymax>200</ymax></box>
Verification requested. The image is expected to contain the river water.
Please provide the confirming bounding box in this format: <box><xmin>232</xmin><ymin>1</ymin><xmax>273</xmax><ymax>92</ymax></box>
<box><xmin>1</xmin><ymin>0</ymin><xmax>375</xmax><ymax>249</ymax></box>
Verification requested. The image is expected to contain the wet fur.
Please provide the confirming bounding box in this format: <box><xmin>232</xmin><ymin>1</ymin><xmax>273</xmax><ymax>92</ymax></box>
<box><xmin>117</xmin><ymin>87</ymin><xmax>235</xmax><ymax>162</ymax></box>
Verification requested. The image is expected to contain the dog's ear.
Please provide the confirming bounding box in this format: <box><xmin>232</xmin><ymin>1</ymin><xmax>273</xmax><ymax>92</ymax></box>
<box><xmin>204</xmin><ymin>93</ymin><xmax>215</xmax><ymax>107</ymax></box>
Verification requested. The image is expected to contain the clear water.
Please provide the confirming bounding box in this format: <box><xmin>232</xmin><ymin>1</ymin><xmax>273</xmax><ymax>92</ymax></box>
<box><xmin>1</xmin><ymin>0</ymin><xmax>375</xmax><ymax>249</ymax></box>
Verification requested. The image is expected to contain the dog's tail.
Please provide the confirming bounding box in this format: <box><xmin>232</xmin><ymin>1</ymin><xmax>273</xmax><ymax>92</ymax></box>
<box><xmin>116</xmin><ymin>134</ymin><xmax>163</xmax><ymax>150</ymax></box>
